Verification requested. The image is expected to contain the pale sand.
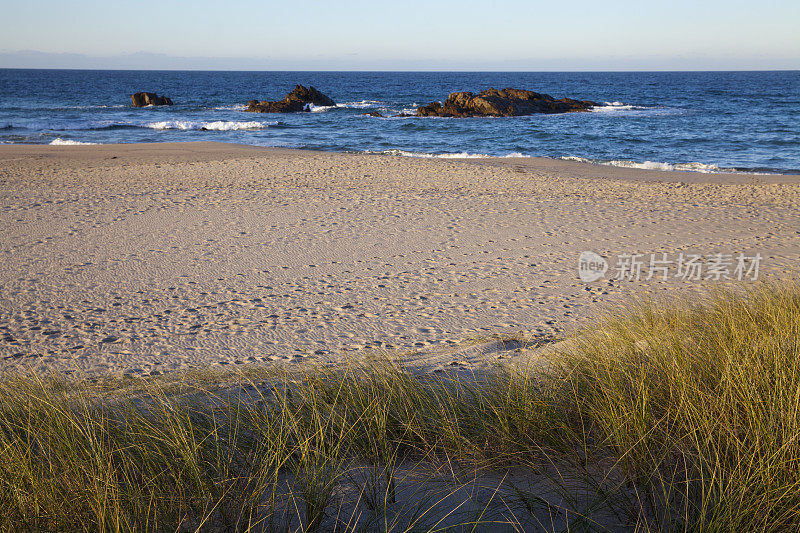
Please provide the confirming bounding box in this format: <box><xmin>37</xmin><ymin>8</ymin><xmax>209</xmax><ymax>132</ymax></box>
<box><xmin>1</xmin><ymin>142</ymin><xmax>798</xmax><ymax>375</ymax></box>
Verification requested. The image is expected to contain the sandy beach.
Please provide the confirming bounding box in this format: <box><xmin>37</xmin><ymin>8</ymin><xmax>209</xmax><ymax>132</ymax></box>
<box><xmin>1</xmin><ymin>141</ymin><xmax>798</xmax><ymax>376</ymax></box>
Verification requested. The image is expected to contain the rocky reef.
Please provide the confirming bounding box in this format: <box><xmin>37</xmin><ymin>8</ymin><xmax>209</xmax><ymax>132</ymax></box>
<box><xmin>416</xmin><ymin>88</ymin><xmax>597</xmax><ymax>117</ymax></box>
<box><xmin>130</xmin><ymin>92</ymin><xmax>173</xmax><ymax>107</ymax></box>
<box><xmin>246</xmin><ymin>85</ymin><xmax>335</xmax><ymax>113</ymax></box>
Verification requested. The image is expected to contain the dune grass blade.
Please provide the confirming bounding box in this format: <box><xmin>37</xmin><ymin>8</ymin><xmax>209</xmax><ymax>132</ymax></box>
<box><xmin>0</xmin><ymin>282</ymin><xmax>798</xmax><ymax>531</ymax></box>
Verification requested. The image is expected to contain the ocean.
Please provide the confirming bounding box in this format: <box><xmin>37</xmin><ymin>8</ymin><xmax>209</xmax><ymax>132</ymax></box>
<box><xmin>0</xmin><ymin>69</ymin><xmax>798</xmax><ymax>173</ymax></box>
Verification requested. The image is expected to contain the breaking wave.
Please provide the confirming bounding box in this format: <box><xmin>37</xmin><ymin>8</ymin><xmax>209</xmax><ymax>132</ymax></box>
<box><xmin>212</xmin><ymin>104</ymin><xmax>247</xmax><ymax>111</ymax></box>
<box><xmin>562</xmin><ymin>156</ymin><xmax>726</xmax><ymax>173</ymax></box>
<box><xmin>2</xmin><ymin>119</ymin><xmax>276</xmax><ymax>132</ymax></box>
<box><xmin>49</xmin><ymin>138</ymin><xmax>98</xmax><ymax>145</ymax></box>
<box><xmin>304</xmin><ymin>103</ymin><xmax>336</xmax><ymax>113</ymax></box>
<box><xmin>337</xmin><ymin>100</ymin><xmax>386</xmax><ymax>109</ymax></box>
<box><xmin>590</xmin><ymin>101</ymin><xmax>652</xmax><ymax>112</ymax></box>
<box><xmin>370</xmin><ymin>149</ymin><xmax>530</xmax><ymax>159</ymax></box>
<box><xmin>145</xmin><ymin>120</ymin><xmax>276</xmax><ymax>131</ymax></box>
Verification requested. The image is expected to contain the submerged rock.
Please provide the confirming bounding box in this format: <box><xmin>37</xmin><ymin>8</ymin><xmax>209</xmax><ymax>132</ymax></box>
<box><xmin>416</xmin><ymin>88</ymin><xmax>597</xmax><ymax>117</ymax></box>
<box><xmin>246</xmin><ymin>85</ymin><xmax>335</xmax><ymax>113</ymax></box>
<box><xmin>130</xmin><ymin>92</ymin><xmax>173</xmax><ymax>107</ymax></box>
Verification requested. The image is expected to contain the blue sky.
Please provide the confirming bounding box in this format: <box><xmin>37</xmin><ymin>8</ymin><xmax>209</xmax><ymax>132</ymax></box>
<box><xmin>1</xmin><ymin>0</ymin><xmax>798</xmax><ymax>70</ymax></box>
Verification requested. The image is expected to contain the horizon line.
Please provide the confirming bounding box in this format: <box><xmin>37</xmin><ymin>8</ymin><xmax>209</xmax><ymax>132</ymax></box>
<box><xmin>1</xmin><ymin>67</ymin><xmax>798</xmax><ymax>73</ymax></box>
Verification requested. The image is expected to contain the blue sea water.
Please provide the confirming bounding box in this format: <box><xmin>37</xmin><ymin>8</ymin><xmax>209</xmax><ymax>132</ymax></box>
<box><xmin>0</xmin><ymin>69</ymin><xmax>798</xmax><ymax>173</ymax></box>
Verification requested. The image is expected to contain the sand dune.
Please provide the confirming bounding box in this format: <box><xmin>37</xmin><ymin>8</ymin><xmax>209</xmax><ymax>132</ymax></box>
<box><xmin>1</xmin><ymin>142</ymin><xmax>798</xmax><ymax>375</ymax></box>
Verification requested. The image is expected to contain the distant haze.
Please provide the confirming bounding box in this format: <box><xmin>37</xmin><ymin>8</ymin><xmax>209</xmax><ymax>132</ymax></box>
<box><xmin>1</xmin><ymin>0</ymin><xmax>798</xmax><ymax>70</ymax></box>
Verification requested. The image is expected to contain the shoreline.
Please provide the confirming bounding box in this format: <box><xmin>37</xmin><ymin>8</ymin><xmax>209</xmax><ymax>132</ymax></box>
<box><xmin>1</xmin><ymin>141</ymin><xmax>799</xmax><ymax>376</ymax></box>
<box><xmin>3</xmin><ymin>141</ymin><xmax>800</xmax><ymax>184</ymax></box>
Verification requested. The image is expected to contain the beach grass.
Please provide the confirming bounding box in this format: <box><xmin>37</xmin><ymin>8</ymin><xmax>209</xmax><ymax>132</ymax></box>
<box><xmin>0</xmin><ymin>282</ymin><xmax>798</xmax><ymax>531</ymax></box>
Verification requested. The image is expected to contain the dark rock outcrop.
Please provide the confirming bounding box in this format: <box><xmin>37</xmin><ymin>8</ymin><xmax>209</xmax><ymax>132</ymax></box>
<box><xmin>131</xmin><ymin>92</ymin><xmax>173</xmax><ymax>107</ymax></box>
<box><xmin>246</xmin><ymin>85</ymin><xmax>335</xmax><ymax>113</ymax></box>
<box><xmin>362</xmin><ymin>111</ymin><xmax>384</xmax><ymax>117</ymax></box>
<box><xmin>416</xmin><ymin>88</ymin><xmax>597</xmax><ymax>117</ymax></box>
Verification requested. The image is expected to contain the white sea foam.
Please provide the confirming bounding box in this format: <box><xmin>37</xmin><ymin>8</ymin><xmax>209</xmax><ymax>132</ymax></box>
<box><xmin>212</xmin><ymin>104</ymin><xmax>247</xmax><ymax>111</ymax></box>
<box><xmin>373</xmin><ymin>150</ymin><xmax>530</xmax><ymax>159</ymax></box>
<box><xmin>670</xmin><ymin>162</ymin><xmax>725</xmax><ymax>172</ymax></box>
<box><xmin>434</xmin><ymin>152</ymin><xmax>490</xmax><ymax>159</ymax></box>
<box><xmin>146</xmin><ymin>120</ymin><xmax>274</xmax><ymax>131</ymax></box>
<box><xmin>337</xmin><ymin>100</ymin><xmax>385</xmax><ymax>109</ymax></box>
<box><xmin>5</xmin><ymin>118</ymin><xmax>278</xmax><ymax>136</ymax></box>
<box><xmin>201</xmin><ymin>120</ymin><xmax>274</xmax><ymax>131</ymax></box>
<box><xmin>52</xmin><ymin>104</ymin><xmax>127</xmax><ymax>110</ymax></box>
<box><xmin>562</xmin><ymin>156</ymin><xmax>724</xmax><ymax>173</ymax></box>
<box><xmin>304</xmin><ymin>103</ymin><xmax>336</xmax><ymax>113</ymax></box>
<box><xmin>590</xmin><ymin>101</ymin><xmax>649</xmax><ymax>112</ymax></box>
<box><xmin>146</xmin><ymin>121</ymin><xmax>195</xmax><ymax>130</ymax></box>
<box><xmin>398</xmin><ymin>107</ymin><xmax>420</xmax><ymax>116</ymax></box>
<box><xmin>374</xmin><ymin>149</ymin><xmax>486</xmax><ymax>158</ymax></box>
<box><xmin>49</xmin><ymin>138</ymin><xmax>98</xmax><ymax>145</ymax></box>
